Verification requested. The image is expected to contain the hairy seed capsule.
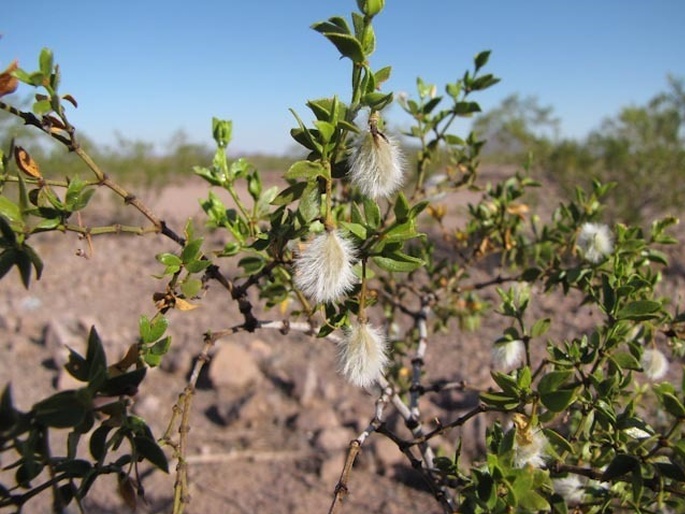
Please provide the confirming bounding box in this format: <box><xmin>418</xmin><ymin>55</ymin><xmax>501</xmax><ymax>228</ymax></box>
<box><xmin>293</xmin><ymin>230</ymin><xmax>356</xmax><ymax>304</ymax></box>
<box><xmin>348</xmin><ymin>129</ymin><xmax>405</xmax><ymax>200</ymax></box>
<box><xmin>338</xmin><ymin>322</ymin><xmax>389</xmax><ymax>388</ymax></box>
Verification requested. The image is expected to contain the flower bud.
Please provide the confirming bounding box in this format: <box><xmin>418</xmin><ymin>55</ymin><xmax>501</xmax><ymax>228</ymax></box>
<box><xmin>356</xmin><ymin>0</ymin><xmax>384</xmax><ymax>17</ymax></box>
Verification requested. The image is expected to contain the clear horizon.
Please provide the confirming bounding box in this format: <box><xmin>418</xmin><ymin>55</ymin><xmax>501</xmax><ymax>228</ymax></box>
<box><xmin>3</xmin><ymin>0</ymin><xmax>684</xmax><ymax>155</ymax></box>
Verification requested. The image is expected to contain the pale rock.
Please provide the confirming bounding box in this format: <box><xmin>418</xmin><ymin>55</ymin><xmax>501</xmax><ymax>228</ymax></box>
<box><xmin>291</xmin><ymin>362</ymin><xmax>318</xmax><ymax>406</ymax></box>
<box><xmin>208</xmin><ymin>342</ymin><xmax>262</xmax><ymax>390</ymax></box>
<box><xmin>295</xmin><ymin>405</ymin><xmax>340</xmax><ymax>433</ymax></box>
<box><xmin>248</xmin><ymin>338</ymin><xmax>272</xmax><ymax>361</ymax></box>
<box><xmin>315</xmin><ymin>426</ymin><xmax>355</xmax><ymax>453</ymax></box>
<box><xmin>320</xmin><ymin>454</ymin><xmax>345</xmax><ymax>485</ymax></box>
<box><xmin>372</xmin><ymin>435</ymin><xmax>405</xmax><ymax>475</ymax></box>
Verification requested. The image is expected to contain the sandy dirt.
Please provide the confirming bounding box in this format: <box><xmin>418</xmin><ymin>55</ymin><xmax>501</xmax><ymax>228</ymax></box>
<box><xmin>0</xmin><ymin>170</ymin><xmax>682</xmax><ymax>513</ymax></box>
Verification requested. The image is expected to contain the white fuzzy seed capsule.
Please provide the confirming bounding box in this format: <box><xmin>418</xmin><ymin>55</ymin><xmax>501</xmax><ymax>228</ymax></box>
<box><xmin>577</xmin><ymin>222</ymin><xmax>614</xmax><ymax>263</ymax></box>
<box><xmin>348</xmin><ymin>129</ymin><xmax>405</xmax><ymax>200</ymax></box>
<box><xmin>293</xmin><ymin>230</ymin><xmax>356</xmax><ymax>304</ymax></box>
<box><xmin>552</xmin><ymin>475</ymin><xmax>585</xmax><ymax>505</ymax></box>
<box><xmin>641</xmin><ymin>348</ymin><xmax>669</xmax><ymax>381</ymax></box>
<box><xmin>513</xmin><ymin>429</ymin><xmax>547</xmax><ymax>469</ymax></box>
<box><xmin>492</xmin><ymin>339</ymin><xmax>525</xmax><ymax>369</ymax></box>
<box><xmin>338</xmin><ymin>322</ymin><xmax>389</xmax><ymax>388</ymax></box>
<box><xmin>512</xmin><ymin>414</ymin><xmax>548</xmax><ymax>469</ymax></box>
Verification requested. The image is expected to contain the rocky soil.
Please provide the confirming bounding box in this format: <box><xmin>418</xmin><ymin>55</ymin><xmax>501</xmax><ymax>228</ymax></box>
<box><xmin>1</xmin><ymin>170</ymin><xmax>682</xmax><ymax>513</ymax></box>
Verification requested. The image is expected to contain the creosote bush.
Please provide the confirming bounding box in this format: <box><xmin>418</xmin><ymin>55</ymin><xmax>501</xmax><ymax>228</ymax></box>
<box><xmin>1</xmin><ymin>1</ymin><xmax>685</xmax><ymax>513</ymax></box>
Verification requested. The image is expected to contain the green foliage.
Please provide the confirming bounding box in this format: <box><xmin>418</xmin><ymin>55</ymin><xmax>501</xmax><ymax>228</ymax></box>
<box><xmin>1</xmin><ymin>2</ymin><xmax>684</xmax><ymax>513</ymax></box>
<box><xmin>0</xmin><ymin>328</ymin><xmax>166</xmax><ymax>512</ymax></box>
<box><xmin>476</xmin><ymin>78</ymin><xmax>685</xmax><ymax>223</ymax></box>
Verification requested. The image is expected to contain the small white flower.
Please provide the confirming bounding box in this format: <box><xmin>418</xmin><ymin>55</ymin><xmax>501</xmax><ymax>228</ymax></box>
<box><xmin>553</xmin><ymin>475</ymin><xmax>585</xmax><ymax>505</ymax></box>
<box><xmin>492</xmin><ymin>339</ymin><xmax>525</xmax><ymax>369</ymax></box>
<box><xmin>348</xmin><ymin>129</ymin><xmax>405</xmax><ymax>199</ymax></box>
<box><xmin>293</xmin><ymin>230</ymin><xmax>356</xmax><ymax>304</ymax></box>
<box><xmin>576</xmin><ymin>222</ymin><xmax>614</xmax><ymax>263</ymax></box>
<box><xmin>641</xmin><ymin>348</ymin><xmax>669</xmax><ymax>381</ymax></box>
<box><xmin>338</xmin><ymin>322</ymin><xmax>389</xmax><ymax>388</ymax></box>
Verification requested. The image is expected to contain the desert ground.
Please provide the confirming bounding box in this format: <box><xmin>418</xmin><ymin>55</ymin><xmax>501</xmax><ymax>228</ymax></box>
<box><xmin>1</xmin><ymin>168</ymin><xmax>682</xmax><ymax>513</ymax></box>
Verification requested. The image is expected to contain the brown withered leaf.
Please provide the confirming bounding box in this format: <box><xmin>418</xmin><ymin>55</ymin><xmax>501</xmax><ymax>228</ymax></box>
<box><xmin>506</xmin><ymin>202</ymin><xmax>529</xmax><ymax>219</ymax></box>
<box><xmin>62</xmin><ymin>94</ymin><xmax>78</xmax><ymax>108</ymax></box>
<box><xmin>0</xmin><ymin>60</ymin><xmax>19</xmax><ymax>98</ymax></box>
<box><xmin>175</xmin><ymin>297</ymin><xmax>198</xmax><ymax>311</ymax></box>
<box><xmin>14</xmin><ymin>146</ymin><xmax>42</xmax><ymax>179</ymax></box>
<box><xmin>117</xmin><ymin>475</ymin><xmax>138</xmax><ymax>511</ymax></box>
<box><xmin>109</xmin><ymin>343</ymin><xmax>141</xmax><ymax>376</ymax></box>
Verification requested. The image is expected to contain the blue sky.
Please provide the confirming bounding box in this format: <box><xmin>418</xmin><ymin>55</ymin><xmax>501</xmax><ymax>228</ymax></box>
<box><xmin>3</xmin><ymin>1</ymin><xmax>684</xmax><ymax>155</ymax></box>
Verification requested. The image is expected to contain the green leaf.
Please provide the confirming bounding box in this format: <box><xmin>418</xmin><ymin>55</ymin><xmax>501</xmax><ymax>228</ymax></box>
<box><xmin>134</xmin><ymin>436</ymin><xmax>169</xmax><ymax>473</ymax></box>
<box><xmin>34</xmin><ymin>217</ymin><xmax>62</xmax><ymax>231</ymax></box>
<box><xmin>610</xmin><ymin>352</ymin><xmax>641</xmax><ymax>371</ymax></box>
<box><xmin>363</xmin><ymin>196</ymin><xmax>381</xmax><ymax>228</ymax></box>
<box><xmin>474</xmin><ymin>50</ymin><xmax>491</xmax><ymax>71</ymax></box>
<box><xmin>542</xmin><ymin>428</ymin><xmax>574</xmax><ymax>454</ymax></box>
<box><xmin>372</xmin><ymin>252</ymin><xmax>424</xmax><ymax>273</ymax></box>
<box><xmin>39</xmin><ymin>48</ymin><xmax>54</xmax><ymax>76</ymax></box>
<box><xmin>616</xmin><ymin>300</ymin><xmax>662</xmax><ymax>321</ymax></box>
<box><xmin>181</xmin><ymin>278</ymin><xmax>203</xmax><ymax>298</ymax></box>
<box><xmin>393</xmin><ymin>191</ymin><xmax>410</xmax><ymax>221</ymax></box>
<box><xmin>185</xmin><ymin>259</ymin><xmax>211</xmax><ymax>273</ymax></box>
<box><xmin>271</xmin><ymin>182</ymin><xmax>308</xmax><ymax>206</ymax></box>
<box><xmin>0</xmin><ymin>384</ymin><xmax>16</xmax><ymax>432</ymax></box>
<box><xmin>314</xmin><ymin>120</ymin><xmax>336</xmax><ymax>143</ymax></box>
<box><xmin>139</xmin><ymin>314</ymin><xmax>168</xmax><ymax>344</ymax></box>
<box><xmin>15</xmin><ymin>250</ymin><xmax>32</xmax><ymax>289</ymax></box>
<box><xmin>361</xmin><ymin>91</ymin><xmax>393</xmax><ymax>110</ymax></box>
<box><xmin>0</xmin><ymin>249</ymin><xmax>18</xmax><ymax>282</ymax></box>
<box><xmin>530</xmin><ymin>318</ymin><xmax>551</xmax><ymax>338</ymax></box>
<box><xmin>339</xmin><ymin>221</ymin><xmax>367</xmax><ymax>241</ymax></box>
<box><xmin>479</xmin><ymin>391</ymin><xmax>519</xmax><ymax>410</ymax></box>
<box><xmin>0</xmin><ymin>215</ymin><xmax>15</xmax><ymax>241</ymax></box>
<box><xmin>537</xmin><ymin>370</ymin><xmax>573</xmax><ymax>394</ymax></box>
<box><xmin>65</xmin><ymin>347</ymin><xmax>88</xmax><ymax>382</ymax></box>
<box><xmin>99</xmin><ymin>368</ymin><xmax>146</xmax><ymax>396</ymax></box>
<box><xmin>602</xmin><ymin>454</ymin><xmax>639</xmax><ymax>481</ymax></box>
<box><xmin>32</xmin><ymin>99</ymin><xmax>52</xmax><ymax>115</ymax></box>
<box><xmin>54</xmin><ymin>459</ymin><xmax>92</xmax><ymax>478</ymax></box>
<box><xmin>491</xmin><ymin>371</ymin><xmax>520</xmax><ymax>396</ymax></box>
<box><xmin>156</xmin><ymin>253</ymin><xmax>182</xmax><ymax>267</ymax></box>
<box><xmin>289</xmin><ymin>108</ymin><xmax>322</xmax><ymax>153</ymax></box>
<box><xmin>311</xmin><ymin>17</ymin><xmax>351</xmax><ymax>36</ymax></box>
<box><xmin>660</xmin><ymin>392</ymin><xmax>685</xmax><ymax>417</ymax></box>
<box><xmin>181</xmin><ymin>238</ymin><xmax>203</xmax><ymax>264</ymax></box>
<box><xmin>453</xmin><ymin>101</ymin><xmax>481</xmax><ymax>116</ymax></box>
<box><xmin>86</xmin><ymin>327</ymin><xmax>108</xmax><ymax>389</ymax></box>
<box><xmin>518</xmin><ymin>490</ymin><xmax>550</xmax><ymax>512</ymax></box>
<box><xmin>383</xmin><ymin>220</ymin><xmax>419</xmax><ymax>243</ymax></box>
<box><xmin>285</xmin><ymin>160</ymin><xmax>327</xmax><ymax>181</ymax></box>
<box><xmin>90</xmin><ymin>425</ymin><xmax>113</xmax><ymax>461</ymax></box>
<box><xmin>34</xmin><ymin>390</ymin><xmax>88</xmax><ymax>428</ymax></box>
<box><xmin>540</xmin><ymin>388</ymin><xmax>577</xmax><ymax>412</ymax></box>
<box><xmin>317</xmin><ymin>32</ymin><xmax>365</xmax><ymax>63</ymax></box>
<box><xmin>374</xmin><ymin>66</ymin><xmax>392</xmax><ymax>86</ymax></box>
<box><xmin>0</xmin><ymin>197</ymin><xmax>22</xmax><ymax>224</ymax></box>
<box><xmin>238</xmin><ymin>255</ymin><xmax>265</xmax><ymax>274</ymax></box>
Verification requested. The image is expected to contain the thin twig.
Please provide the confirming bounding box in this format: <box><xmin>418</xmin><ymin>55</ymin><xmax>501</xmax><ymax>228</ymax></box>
<box><xmin>328</xmin><ymin>382</ymin><xmax>392</xmax><ymax>514</ymax></box>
